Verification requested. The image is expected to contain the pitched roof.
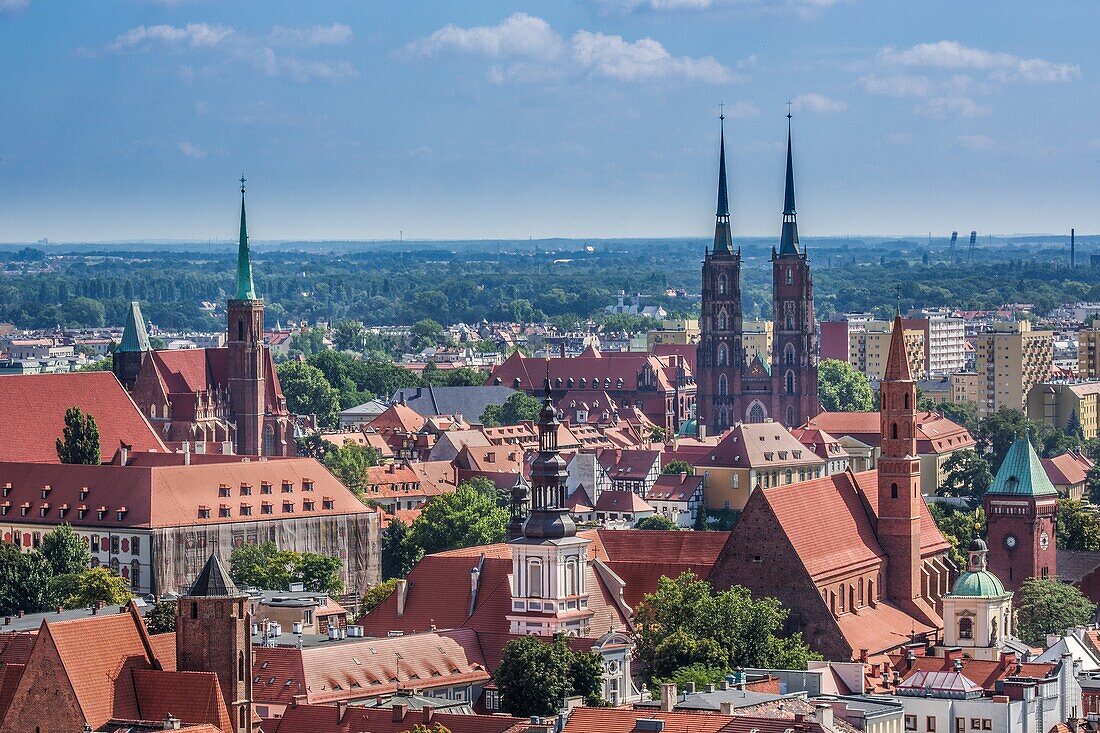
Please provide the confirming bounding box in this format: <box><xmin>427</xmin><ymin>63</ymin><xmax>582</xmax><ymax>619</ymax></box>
<box><xmin>0</xmin><ymin>372</ymin><xmax>168</xmax><ymax>462</ymax></box>
<box><xmin>369</xmin><ymin>403</ymin><xmax>428</xmax><ymax>434</ymax></box>
<box><xmin>703</xmin><ymin>422</ymin><xmax>826</xmax><ymax>469</ymax></box>
<box><xmin>563</xmin><ymin>707</ymin><xmax>735</xmax><ymax>733</ymax></box>
<box><xmin>892</xmin><ymin>654</ymin><xmax>1056</xmax><ymax>693</ymax></box>
<box><xmin>988</xmin><ymin>437</ymin><xmax>1059</xmax><ymax>497</ymax></box>
<box><xmin>187</xmin><ymin>553</ymin><xmax>241</xmax><ymax>597</ymax></box>
<box><xmin>390</xmin><ymin>385</ymin><xmax>517</xmax><ymax>420</ymax></box>
<box><xmin>597</xmin><ymin>449</ymin><xmax>662</xmax><ymax>479</ymax></box>
<box><xmin>132</xmin><ymin>668</ymin><xmax>234</xmax><ymax>732</ymax></box>
<box><xmin>269</xmin><ymin>703</ymin><xmax>526</xmax><ymax>733</ymax></box>
<box><xmin>648</xmin><ymin>473</ymin><xmax>704</xmax><ymax>502</ymax></box>
<box><xmin>117</xmin><ymin>301</ymin><xmax>151</xmax><ymax>353</ymax></box>
<box><xmin>488</xmin><ymin>351</ymin><xmax>681</xmax><ymax>394</ymax></box>
<box><xmin>594</xmin><ymin>490</ymin><xmax>653</xmax><ymax>513</ymax></box>
<box><xmin>1042</xmin><ymin>451</ymin><xmax>1094</xmax><ymax>487</ymax></box>
<box><xmin>790</xmin><ymin>427</ymin><xmax>850</xmax><ymax>461</ymax></box>
<box><xmin>803</xmin><ymin>410</ymin><xmax>975</xmax><ymax>455</ymax></box>
<box><xmin>0</xmin><ymin>456</ymin><xmax>371</xmax><ymax>529</ymax></box>
<box><xmin>884</xmin><ymin>315</ymin><xmax>913</xmax><ymax>382</ymax></box>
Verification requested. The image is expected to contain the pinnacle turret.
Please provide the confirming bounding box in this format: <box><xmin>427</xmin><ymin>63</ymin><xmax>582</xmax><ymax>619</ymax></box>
<box><xmin>712</xmin><ymin>114</ymin><xmax>734</xmax><ymax>255</ymax></box>
<box><xmin>235</xmin><ymin>175</ymin><xmax>257</xmax><ymax>301</ymax></box>
<box><xmin>778</xmin><ymin>114</ymin><xmax>800</xmax><ymax>257</ymax></box>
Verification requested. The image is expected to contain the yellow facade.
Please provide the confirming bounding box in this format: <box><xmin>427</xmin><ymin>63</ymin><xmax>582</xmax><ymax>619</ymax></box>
<box><xmin>647</xmin><ymin>319</ymin><xmax>699</xmax><ymax>350</ymax></box>
<box><xmin>1080</xmin><ymin>320</ymin><xmax>1100</xmax><ymax>379</ymax></box>
<box><xmin>742</xmin><ymin>320</ymin><xmax>773</xmax><ymax>362</ymax></box>
<box><xmin>847</xmin><ymin>321</ymin><xmax>926</xmax><ymax>380</ymax></box>
<box><xmin>972</xmin><ymin>321</ymin><xmax>1053</xmax><ymax>417</ymax></box>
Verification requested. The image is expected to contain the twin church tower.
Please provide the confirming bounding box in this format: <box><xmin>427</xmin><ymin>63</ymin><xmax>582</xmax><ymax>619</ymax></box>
<box><xmin>696</xmin><ymin>114</ymin><xmax>819</xmax><ymax>432</ymax></box>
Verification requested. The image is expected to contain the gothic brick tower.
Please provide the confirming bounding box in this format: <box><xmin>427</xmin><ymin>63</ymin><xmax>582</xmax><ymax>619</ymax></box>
<box><xmin>113</xmin><ymin>300</ymin><xmax>150</xmax><ymax>391</ymax></box>
<box><xmin>770</xmin><ymin>115</ymin><xmax>818</xmax><ymax>427</ymax></box>
<box><xmin>228</xmin><ymin>177</ymin><xmax>266</xmax><ymax>456</ymax></box>
<box><xmin>177</xmin><ymin>554</ymin><xmax>253</xmax><ymax>733</ymax></box>
<box><xmin>697</xmin><ymin>114</ymin><xmax>744</xmax><ymax>433</ymax></box>
<box><xmin>877</xmin><ymin>316</ymin><xmax>923</xmax><ymax>614</ymax></box>
<box><xmin>984</xmin><ymin>436</ymin><xmax>1059</xmax><ymax>592</ymax></box>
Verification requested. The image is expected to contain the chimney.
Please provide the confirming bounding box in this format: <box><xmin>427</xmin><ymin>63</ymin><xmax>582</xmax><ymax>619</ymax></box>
<box><xmin>859</xmin><ymin>648</ymin><xmax>868</xmax><ymax>663</ymax></box>
<box><xmin>396</xmin><ymin>579</ymin><xmax>409</xmax><ymax>617</ymax></box>
<box><xmin>392</xmin><ymin>703</ymin><xmax>409</xmax><ymax>722</ymax></box>
<box><xmin>660</xmin><ymin>682</ymin><xmax>677</xmax><ymax>712</ymax></box>
<box><xmin>705</xmin><ymin>683</ymin><xmax>715</xmax><ymax>693</ymax></box>
<box><xmin>683</xmin><ymin>682</ymin><xmax>695</xmax><ymax>695</ymax></box>
<box><xmin>336</xmin><ymin>701</ymin><xmax>348</xmax><ymax>723</ymax></box>
<box><xmin>120</xmin><ymin>445</ymin><xmax>128</xmax><ymax>466</ymax></box>
<box><xmin>162</xmin><ymin>714</ymin><xmax>182</xmax><ymax>730</ymax></box>
<box><xmin>719</xmin><ymin>701</ymin><xmax>735</xmax><ymax>716</ymax></box>
<box><xmin>422</xmin><ymin>707</ymin><xmax>435</xmax><ymax>723</ymax></box>
<box><xmin>470</xmin><ymin>566</ymin><xmax>480</xmax><ymax>599</ymax></box>
<box><xmin>814</xmin><ymin>703</ymin><xmax>834</xmax><ymax>730</ymax></box>
<box><xmin>698</xmin><ymin>424</ymin><xmax>707</xmax><ymax>440</ymax></box>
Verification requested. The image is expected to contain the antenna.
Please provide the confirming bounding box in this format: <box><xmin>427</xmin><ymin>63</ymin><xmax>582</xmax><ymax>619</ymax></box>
<box><xmin>949</xmin><ymin>231</ymin><xmax>958</xmax><ymax>260</ymax></box>
<box><xmin>968</xmin><ymin>231</ymin><xmax>977</xmax><ymax>263</ymax></box>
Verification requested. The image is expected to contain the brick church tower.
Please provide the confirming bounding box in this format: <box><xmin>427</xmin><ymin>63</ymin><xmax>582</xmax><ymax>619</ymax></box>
<box><xmin>696</xmin><ymin>113</ymin><xmax>744</xmax><ymax>432</ymax></box>
<box><xmin>228</xmin><ymin>177</ymin><xmax>266</xmax><ymax>456</ymax></box>
<box><xmin>113</xmin><ymin>300</ymin><xmax>151</xmax><ymax>391</ymax></box>
<box><xmin>876</xmin><ymin>315</ymin><xmax>926</xmax><ymax>617</ymax></box>
<box><xmin>984</xmin><ymin>436</ymin><xmax>1059</xmax><ymax>592</ymax></box>
<box><xmin>769</xmin><ymin>115</ymin><xmax>818</xmax><ymax>427</ymax></box>
<box><xmin>177</xmin><ymin>553</ymin><xmax>253</xmax><ymax>733</ymax></box>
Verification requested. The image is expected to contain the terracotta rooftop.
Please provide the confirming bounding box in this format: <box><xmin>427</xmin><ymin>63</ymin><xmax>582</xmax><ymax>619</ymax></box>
<box><xmin>268</xmin><ymin>702</ymin><xmax>527</xmax><ymax>733</ymax></box>
<box><xmin>594</xmin><ymin>490</ymin><xmax>654</xmax><ymax>514</ymax></box>
<box><xmin>891</xmin><ymin>654</ymin><xmax>1056</xmax><ymax>693</ymax></box>
<box><xmin>0</xmin><ymin>372</ymin><xmax>167</xmax><ymax>463</ymax></box>
<box><xmin>1042</xmin><ymin>451</ymin><xmax>1094</xmax><ymax>487</ymax></box>
<box><xmin>648</xmin><ymin>473</ymin><xmax>704</xmax><ymax>502</ymax></box>
<box><xmin>703</xmin><ymin>422</ymin><xmax>827</xmax><ymax>469</ymax></box>
<box><xmin>803</xmin><ymin>410</ymin><xmax>975</xmax><ymax>455</ymax></box>
<box><xmin>597</xmin><ymin>449</ymin><xmax>662</xmax><ymax>479</ymax></box>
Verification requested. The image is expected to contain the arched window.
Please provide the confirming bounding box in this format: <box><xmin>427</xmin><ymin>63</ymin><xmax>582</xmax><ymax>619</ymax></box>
<box><xmin>786</xmin><ymin>406</ymin><xmax>794</xmax><ymax>427</ymax></box>
<box><xmin>784</xmin><ymin>344</ymin><xmax>795</xmax><ymax>365</ymax></box>
<box><xmin>239</xmin><ymin>651</ymin><xmax>246</xmax><ymax>681</ymax></box>
<box><xmin>904</xmin><ymin>392</ymin><xmax>910</xmax><ymax>409</ymax></box>
<box><xmin>891</xmin><ymin>422</ymin><xmax>898</xmax><ymax>439</ymax></box>
<box><xmin>786</xmin><ymin>268</ymin><xmax>793</xmax><ymax>285</ymax></box>
<box><xmin>958</xmin><ymin>617</ymin><xmax>973</xmax><ymax>640</ymax></box>
<box><xmin>527</xmin><ymin>559</ymin><xmax>543</xmax><ymax>598</ymax></box>
<box><xmin>565</xmin><ymin>558</ymin><xmax>579</xmax><ymax>596</ymax></box>
<box><xmin>785</xmin><ymin>371</ymin><xmax>795</xmax><ymax>394</ymax></box>
<box><xmin>130</xmin><ymin>560</ymin><xmax>141</xmax><ymax>591</ymax></box>
<box><xmin>748</xmin><ymin>403</ymin><xmax>765</xmax><ymax>424</ymax></box>
<box><xmin>240</xmin><ymin>707</ymin><xmax>247</xmax><ymax>730</ymax></box>
<box><xmin>718</xmin><ymin>344</ymin><xmax>728</xmax><ymax>366</ymax></box>
<box><xmin>890</xmin><ymin>482</ymin><xmax>898</xmax><ymax>499</ymax></box>
<box><xmin>849</xmin><ymin>585</ymin><xmax>856</xmax><ymax>612</ymax></box>
<box><xmin>868</xmin><ymin>579</ymin><xmax>874</xmax><ymax>602</ymax></box>
<box><xmin>262</xmin><ymin>425</ymin><xmax>275</xmax><ymax>456</ymax></box>
<box><xmin>858</xmin><ymin>577</ymin><xmax>864</xmax><ymax>605</ymax></box>
<box><xmin>718</xmin><ymin>274</ymin><xmax>727</xmax><ymax>295</ymax></box>
<box><xmin>718</xmin><ymin>374</ymin><xmax>728</xmax><ymax>396</ymax></box>
<box><xmin>718</xmin><ymin>311</ymin><xmax>727</xmax><ymax>330</ymax></box>
<box><xmin>238</xmin><ymin>320</ymin><xmax>244</xmax><ymax>342</ymax></box>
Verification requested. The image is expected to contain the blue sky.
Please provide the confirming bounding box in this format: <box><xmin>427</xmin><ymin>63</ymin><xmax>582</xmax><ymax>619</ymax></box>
<box><xmin>0</xmin><ymin>1</ymin><xmax>1095</xmax><ymax>241</ymax></box>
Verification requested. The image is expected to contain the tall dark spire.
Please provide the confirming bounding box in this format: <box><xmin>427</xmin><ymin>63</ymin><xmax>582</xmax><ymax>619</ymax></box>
<box><xmin>236</xmin><ymin>175</ymin><xmax>257</xmax><ymax>301</ymax></box>
<box><xmin>778</xmin><ymin>113</ymin><xmax>800</xmax><ymax>256</ymax></box>
<box><xmin>712</xmin><ymin>112</ymin><xmax>734</xmax><ymax>254</ymax></box>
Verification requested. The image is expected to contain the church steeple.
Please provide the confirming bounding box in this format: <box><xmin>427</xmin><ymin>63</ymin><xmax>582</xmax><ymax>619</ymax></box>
<box><xmin>236</xmin><ymin>175</ymin><xmax>257</xmax><ymax>301</ymax></box>
<box><xmin>713</xmin><ymin>113</ymin><xmax>734</xmax><ymax>254</ymax></box>
<box><xmin>778</xmin><ymin>114</ymin><xmax>800</xmax><ymax>256</ymax></box>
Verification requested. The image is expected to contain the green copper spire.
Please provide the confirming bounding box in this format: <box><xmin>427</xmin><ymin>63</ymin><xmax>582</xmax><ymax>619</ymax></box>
<box><xmin>712</xmin><ymin>111</ymin><xmax>734</xmax><ymax>255</ymax></box>
<box><xmin>117</xmin><ymin>300</ymin><xmax>150</xmax><ymax>353</ymax></box>
<box><xmin>236</xmin><ymin>175</ymin><xmax>257</xmax><ymax>301</ymax></box>
<box><xmin>986</xmin><ymin>436</ymin><xmax>1058</xmax><ymax>497</ymax></box>
<box><xmin>778</xmin><ymin>112</ymin><xmax>800</xmax><ymax>257</ymax></box>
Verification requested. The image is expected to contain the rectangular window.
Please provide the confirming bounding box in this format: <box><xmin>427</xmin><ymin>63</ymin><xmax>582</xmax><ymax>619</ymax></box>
<box><xmin>906</xmin><ymin>716</ymin><xmax>917</xmax><ymax>732</ymax></box>
<box><xmin>91</xmin><ymin>536</ymin><xmax>100</xmax><ymax>553</ymax></box>
<box><xmin>111</xmin><ymin>536</ymin><xmax>120</xmax><ymax>554</ymax></box>
<box><xmin>131</xmin><ymin>536</ymin><xmax>140</xmax><ymax>555</ymax></box>
<box><xmin>927</xmin><ymin>717</ymin><xmax>936</xmax><ymax>732</ymax></box>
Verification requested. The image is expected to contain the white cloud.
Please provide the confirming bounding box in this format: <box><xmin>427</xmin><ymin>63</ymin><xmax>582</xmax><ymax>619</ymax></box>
<box><xmin>107</xmin><ymin>23</ymin><xmax>234</xmax><ymax>52</ymax></box>
<box><xmin>915</xmin><ymin>96</ymin><xmax>988</xmax><ymax>119</ymax></box>
<box><xmin>571</xmin><ymin>30</ymin><xmax>731</xmax><ymax>82</ymax></box>
<box><xmin>268</xmin><ymin>23</ymin><xmax>353</xmax><ymax>47</ymax></box>
<box><xmin>955</xmin><ymin>134</ymin><xmax>994</xmax><ymax>151</ymax></box>
<box><xmin>176</xmin><ymin>140</ymin><xmax>207</xmax><ymax>159</ymax></box>
<box><xmin>879</xmin><ymin>40</ymin><xmax>1078</xmax><ymax>83</ymax></box>
<box><xmin>724</xmin><ymin>100</ymin><xmax>760</xmax><ymax>118</ymax></box>
<box><xmin>103</xmin><ymin>22</ymin><xmax>356</xmax><ymax>83</ymax></box>
<box><xmin>408</xmin><ymin>13</ymin><xmax>564</xmax><ymax>61</ymax></box>
<box><xmin>790</xmin><ymin>92</ymin><xmax>847</xmax><ymax>113</ymax></box>
<box><xmin>594</xmin><ymin>0</ymin><xmax>845</xmax><ymax>14</ymax></box>
<box><xmin>858</xmin><ymin>73</ymin><xmax>933</xmax><ymax>98</ymax></box>
<box><xmin>0</xmin><ymin>0</ymin><xmax>29</xmax><ymax>11</ymax></box>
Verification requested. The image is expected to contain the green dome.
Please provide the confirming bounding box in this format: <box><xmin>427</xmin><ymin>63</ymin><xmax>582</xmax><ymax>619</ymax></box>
<box><xmin>951</xmin><ymin>570</ymin><xmax>1006</xmax><ymax>598</ymax></box>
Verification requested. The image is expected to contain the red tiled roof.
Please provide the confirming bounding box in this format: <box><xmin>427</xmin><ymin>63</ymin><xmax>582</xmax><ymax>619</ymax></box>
<box><xmin>369</xmin><ymin>403</ymin><xmax>427</xmax><ymax>434</ymax></box>
<box><xmin>132</xmin><ymin>669</ymin><xmax>233</xmax><ymax>732</ymax></box>
<box><xmin>790</xmin><ymin>427</ymin><xmax>850</xmax><ymax>461</ymax></box>
<box><xmin>703</xmin><ymin>422</ymin><xmax>826</xmax><ymax>469</ymax></box>
<box><xmin>0</xmin><ymin>664</ymin><xmax>23</xmax><ymax>722</ymax></box>
<box><xmin>835</xmin><ymin>601</ymin><xmax>935</xmax><ymax>656</ymax></box>
<box><xmin>804</xmin><ymin>411</ymin><xmax>975</xmax><ymax>455</ymax></box>
<box><xmin>648</xmin><ymin>473</ymin><xmax>704</xmax><ymax>502</ymax></box>
<box><xmin>0</xmin><ymin>457</ymin><xmax>370</xmax><ymax>529</ymax></box>
<box><xmin>595</xmin><ymin>490</ymin><xmax>653</xmax><ymax>513</ymax></box>
<box><xmin>488</xmin><ymin>351</ymin><xmax>680</xmax><ymax>394</ymax></box>
<box><xmin>0</xmin><ymin>632</ymin><xmax>35</xmax><ymax>667</ymax></box>
<box><xmin>652</xmin><ymin>343</ymin><xmax>697</xmax><ymax>374</ymax></box>
<box><xmin>252</xmin><ymin>628</ymin><xmax>489</xmax><ymax>705</ymax></box>
<box><xmin>852</xmin><ymin>471</ymin><xmax>951</xmax><ymax>557</ymax></box>
<box><xmin>1043</xmin><ymin>451</ymin><xmax>1094</xmax><ymax>487</ymax></box>
<box><xmin>0</xmin><ymin>372</ymin><xmax>167</xmax><ymax>463</ymax></box>
<box><xmin>597</xmin><ymin>449</ymin><xmax>662</xmax><ymax>479</ymax></box>
<box><xmin>892</xmin><ymin>655</ymin><xmax>1056</xmax><ymax>693</ymax></box>
<box><xmin>269</xmin><ymin>701</ymin><xmax>526</xmax><ymax>733</ymax></box>
<box><xmin>563</xmin><ymin>707</ymin><xmax>734</xmax><ymax>733</ymax></box>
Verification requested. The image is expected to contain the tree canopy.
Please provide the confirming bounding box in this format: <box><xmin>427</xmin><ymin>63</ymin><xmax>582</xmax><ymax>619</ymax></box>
<box><xmin>817</xmin><ymin>359</ymin><xmax>874</xmax><ymax>413</ymax></box>
<box><xmin>408</xmin><ymin>484</ymin><xmax>510</xmax><ymax>556</ymax></box>
<box><xmin>480</xmin><ymin>392</ymin><xmax>543</xmax><ymax>427</ymax></box>
<box><xmin>145</xmin><ymin>600</ymin><xmax>178</xmax><ymax>634</ymax></box>
<box><xmin>633</xmin><ymin>572</ymin><xmax>817</xmax><ymax>683</ymax></box>
<box><xmin>382</xmin><ymin>518</ymin><xmax>422</xmax><ymax>580</ymax></box>
<box><xmin>937</xmin><ymin>449</ymin><xmax>993</xmax><ymax>500</ymax></box>
<box><xmin>229</xmin><ymin>541</ymin><xmax>344</xmax><ymax>595</ymax></box>
<box><xmin>635</xmin><ymin>515</ymin><xmax>680</xmax><ymax>531</ymax></box>
<box><xmin>929</xmin><ymin>504</ymin><xmax>985</xmax><ymax>570</ymax></box>
<box><xmin>56</xmin><ymin>406</ymin><xmax>101</xmax><ymax>464</ymax></box>
<box><xmin>275</xmin><ymin>361</ymin><xmax>341</xmax><ymax>428</ymax></box>
<box><xmin>661</xmin><ymin>460</ymin><xmax>694</xmax><ymax>475</ymax></box>
<box><xmin>39</xmin><ymin>524</ymin><xmax>91</xmax><ymax>577</ymax></box>
<box><xmin>494</xmin><ymin>635</ymin><xmax>604</xmax><ymax>717</ymax></box>
<box><xmin>64</xmin><ymin>567</ymin><xmax>132</xmax><ymax>609</ymax></box>
<box><xmin>1056</xmin><ymin>499</ymin><xmax>1100</xmax><ymax>552</ymax></box>
<box><xmin>1015</xmin><ymin>577</ymin><xmax>1095</xmax><ymax>646</ymax></box>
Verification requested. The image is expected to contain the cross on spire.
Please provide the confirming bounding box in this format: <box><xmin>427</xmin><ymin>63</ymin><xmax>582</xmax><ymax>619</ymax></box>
<box><xmin>786</xmin><ymin>100</ymin><xmax>792</xmax><ymax>119</ymax></box>
<box><xmin>719</xmin><ymin>101</ymin><xmax>725</xmax><ymax>121</ymax></box>
<box><xmin>239</xmin><ymin>174</ymin><xmax>247</xmax><ymax>194</ymax></box>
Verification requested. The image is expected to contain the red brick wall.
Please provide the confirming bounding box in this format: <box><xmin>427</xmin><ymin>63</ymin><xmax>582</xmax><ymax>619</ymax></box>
<box><xmin>0</xmin><ymin>630</ymin><xmax>86</xmax><ymax>733</ymax></box>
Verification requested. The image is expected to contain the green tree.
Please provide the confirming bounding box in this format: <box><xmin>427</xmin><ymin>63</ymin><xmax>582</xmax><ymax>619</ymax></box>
<box><xmin>929</xmin><ymin>504</ymin><xmax>986</xmax><ymax>570</ymax></box>
<box><xmin>332</xmin><ymin>320</ymin><xmax>367</xmax><ymax>351</ymax></box>
<box><xmin>411</xmin><ymin>319</ymin><xmax>445</xmax><ymax>350</ymax></box>
<box><xmin>937</xmin><ymin>449</ymin><xmax>993</xmax><ymax>499</ymax></box>
<box><xmin>1066</xmin><ymin>410</ymin><xmax>1085</xmax><ymax>439</ymax></box>
<box><xmin>229</xmin><ymin>542</ymin><xmax>299</xmax><ymax>591</ymax></box>
<box><xmin>55</xmin><ymin>406</ymin><xmax>101</xmax><ymax>464</ymax></box>
<box><xmin>382</xmin><ymin>519</ymin><xmax>423</xmax><ymax>580</ymax></box>
<box><xmin>693</xmin><ymin>507</ymin><xmax>708</xmax><ymax>531</ymax></box>
<box><xmin>39</xmin><ymin>524</ymin><xmax>91</xmax><ymax>577</ymax></box>
<box><xmin>408</xmin><ymin>484</ymin><xmax>510</xmax><ymax>556</ymax></box>
<box><xmin>1086</xmin><ymin>465</ymin><xmax>1100</xmax><ymax>505</ymax></box>
<box><xmin>437</xmin><ymin>367</ymin><xmax>488</xmax><ymax>387</ymax></box>
<box><xmin>403</xmin><ymin>723</ymin><xmax>452</xmax><ymax>733</ymax></box>
<box><xmin>1056</xmin><ymin>499</ymin><xmax>1100</xmax><ymax>552</ymax></box>
<box><xmin>78</xmin><ymin>356</ymin><xmax>113</xmax><ymax>372</ymax></box>
<box><xmin>662</xmin><ymin>460</ymin><xmax>694</xmax><ymax>476</ymax></box>
<box><xmin>322</xmin><ymin>443</ymin><xmax>381</xmax><ymax>494</ymax></box>
<box><xmin>1015</xmin><ymin>577</ymin><xmax>1096</xmax><ymax>645</ymax></box>
<box><xmin>64</xmin><ymin>567</ymin><xmax>131</xmax><ymax>608</ymax></box>
<box><xmin>276</xmin><ymin>361</ymin><xmax>340</xmax><ymax>428</ymax></box>
<box><xmin>817</xmin><ymin>359</ymin><xmax>874</xmax><ymax>413</ymax></box>
<box><xmin>288</xmin><ymin>327</ymin><xmax>326</xmax><ymax>357</ymax></box>
<box><xmin>145</xmin><ymin>600</ymin><xmax>178</xmax><ymax>634</ymax></box>
<box><xmin>480</xmin><ymin>392</ymin><xmax>543</xmax><ymax>427</ymax></box>
<box><xmin>651</xmin><ymin>663</ymin><xmax>731</xmax><ymax>696</ymax></box>
<box><xmin>296</xmin><ymin>553</ymin><xmax>344</xmax><ymax>595</ymax></box>
<box><xmin>0</xmin><ymin>544</ymin><xmax>52</xmax><ymax>615</ymax></box>
<box><xmin>634</xmin><ymin>572</ymin><xmax>817</xmax><ymax>682</ymax></box>
<box><xmin>494</xmin><ymin>635</ymin><xmax>604</xmax><ymax>717</ymax></box>
<box><xmin>462</xmin><ymin>475</ymin><xmax>510</xmax><ymax>509</ymax></box>
<box><xmin>974</xmin><ymin>409</ymin><xmax>1051</xmax><ymax>471</ymax></box>
<box><xmin>358</xmin><ymin>578</ymin><xmax>399</xmax><ymax>617</ymax></box>
<box><xmin>635</xmin><ymin>515</ymin><xmax>680</xmax><ymax>531</ymax></box>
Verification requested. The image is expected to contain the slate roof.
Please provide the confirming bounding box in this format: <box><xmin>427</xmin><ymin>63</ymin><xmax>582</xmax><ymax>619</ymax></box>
<box><xmin>390</xmin><ymin>385</ymin><xmax>517</xmax><ymax>420</ymax></box>
<box><xmin>187</xmin><ymin>553</ymin><xmax>241</xmax><ymax>597</ymax></box>
<box><xmin>0</xmin><ymin>372</ymin><xmax>167</xmax><ymax>462</ymax></box>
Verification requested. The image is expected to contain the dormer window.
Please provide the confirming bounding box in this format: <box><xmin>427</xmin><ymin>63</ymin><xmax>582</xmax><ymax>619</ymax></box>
<box><xmin>20</xmin><ymin>503</ymin><xmax>30</xmax><ymax>517</ymax></box>
<box><xmin>282</xmin><ymin>481</ymin><xmax>293</xmax><ymax>494</ymax></box>
<box><xmin>198</xmin><ymin>506</ymin><xmax>211</xmax><ymax>519</ymax></box>
<box><xmin>79</xmin><ymin>487</ymin><xmax>89</xmax><ymax>501</ymax></box>
<box><xmin>116</xmin><ymin>507</ymin><xmax>128</xmax><ymax>521</ymax></box>
<box><xmin>39</xmin><ymin>503</ymin><xmax>50</xmax><ymax>517</ymax></box>
<box><xmin>302</xmin><ymin>480</ymin><xmax>314</xmax><ymax>492</ymax></box>
<box><xmin>303</xmin><ymin>499</ymin><xmax>315</xmax><ymax>511</ymax></box>
<box><xmin>322</xmin><ymin>498</ymin><xmax>334</xmax><ymax>510</ymax></box>
<box><xmin>261</xmin><ymin>502</ymin><xmax>273</xmax><ymax>515</ymax></box>
<box><xmin>240</xmin><ymin>484</ymin><xmax>252</xmax><ymax>496</ymax></box>
<box><xmin>219</xmin><ymin>505</ymin><xmax>231</xmax><ymax>518</ymax></box>
<box><xmin>219</xmin><ymin>484</ymin><xmax>231</xmax><ymax>498</ymax></box>
<box><xmin>283</xmin><ymin>501</ymin><xmax>294</xmax><ymax>513</ymax></box>
<box><xmin>58</xmin><ymin>504</ymin><xmax>68</xmax><ymax>519</ymax></box>
<box><xmin>77</xmin><ymin>506</ymin><xmax>87</xmax><ymax>519</ymax></box>
<box><xmin>261</xmin><ymin>483</ymin><xmax>273</xmax><ymax>495</ymax></box>
<box><xmin>41</xmin><ymin>486</ymin><xmax>51</xmax><ymax>500</ymax></box>
<box><xmin>97</xmin><ymin>507</ymin><xmax>107</xmax><ymax>520</ymax></box>
<box><xmin>1</xmin><ymin>483</ymin><xmax>10</xmax><ymax>497</ymax></box>
<box><xmin>240</xmin><ymin>504</ymin><xmax>252</xmax><ymax>516</ymax></box>
<box><xmin>764</xmin><ymin>452</ymin><xmax>774</xmax><ymax>461</ymax></box>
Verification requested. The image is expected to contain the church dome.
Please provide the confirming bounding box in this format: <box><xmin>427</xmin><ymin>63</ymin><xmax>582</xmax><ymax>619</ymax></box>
<box><xmin>950</xmin><ymin>570</ymin><xmax>1006</xmax><ymax>598</ymax></box>
<box><xmin>968</xmin><ymin>536</ymin><xmax>988</xmax><ymax>553</ymax></box>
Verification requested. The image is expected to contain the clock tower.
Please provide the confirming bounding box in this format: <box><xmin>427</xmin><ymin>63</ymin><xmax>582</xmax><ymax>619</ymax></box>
<box><xmin>984</xmin><ymin>436</ymin><xmax>1058</xmax><ymax>594</ymax></box>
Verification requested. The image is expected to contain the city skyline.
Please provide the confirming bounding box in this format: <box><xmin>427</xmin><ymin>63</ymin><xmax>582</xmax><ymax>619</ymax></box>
<box><xmin>0</xmin><ymin>1</ymin><xmax>1096</xmax><ymax>242</ymax></box>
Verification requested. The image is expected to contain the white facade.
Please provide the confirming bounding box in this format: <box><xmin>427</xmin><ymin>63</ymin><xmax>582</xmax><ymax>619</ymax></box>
<box><xmin>508</xmin><ymin>534</ymin><xmax>593</xmax><ymax>637</ymax></box>
<box><xmin>2</xmin><ymin>522</ymin><xmax>152</xmax><ymax>593</ymax></box>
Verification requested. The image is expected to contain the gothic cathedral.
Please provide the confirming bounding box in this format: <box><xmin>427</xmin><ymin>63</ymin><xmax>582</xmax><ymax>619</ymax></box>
<box><xmin>697</xmin><ymin>116</ymin><xmax>818</xmax><ymax>432</ymax></box>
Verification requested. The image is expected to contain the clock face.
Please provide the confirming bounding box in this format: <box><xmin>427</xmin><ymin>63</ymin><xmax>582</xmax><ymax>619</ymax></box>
<box><xmin>1005</xmin><ymin>534</ymin><xmax>1017</xmax><ymax>550</ymax></box>
<box><xmin>1040</xmin><ymin>532</ymin><xmax>1050</xmax><ymax>550</ymax></box>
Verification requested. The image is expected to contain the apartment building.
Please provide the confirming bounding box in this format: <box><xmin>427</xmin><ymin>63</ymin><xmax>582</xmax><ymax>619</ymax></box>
<box><xmin>847</xmin><ymin>320</ymin><xmax>926</xmax><ymax>380</ymax></box>
<box><xmin>741</xmin><ymin>320</ymin><xmax>774</xmax><ymax>362</ymax></box>
<box><xmin>1027</xmin><ymin>379</ymin><xmax>1100</xmax><ymax>440</ymax></box>
<box><xmin>1080</xmin><ymin>319</ymin><xmax>1100</xmax><ymax>378</ymax></box>
<box><xmin>972</xmin><ymin>321</ymin><xmax>1054</xmax><ymax>416</ymax></box>
<box><xmin>907</xmin><ymin>309</ymin><xmax>967</xmax><ymax>376</ymax></box>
